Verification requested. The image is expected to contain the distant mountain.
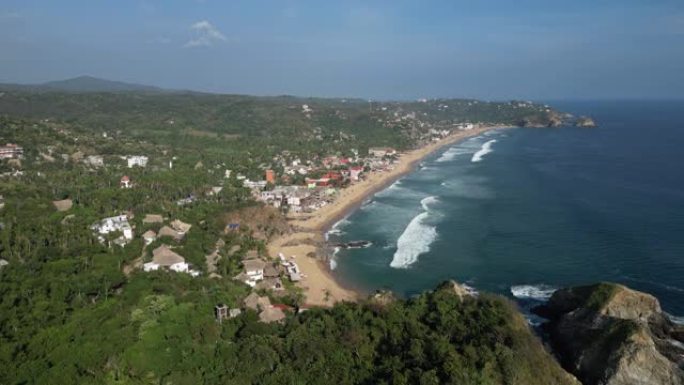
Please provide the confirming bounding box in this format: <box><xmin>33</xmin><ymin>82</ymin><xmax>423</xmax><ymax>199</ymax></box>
<box><xmin>0</xmin><ymin>76</ymin><xmax>165</xmax><ymax>93</ymax></box>
<box><xmin>40</xmin><ymin>76</ymin><xmax>163</xmax><ymax>93</ymax></box>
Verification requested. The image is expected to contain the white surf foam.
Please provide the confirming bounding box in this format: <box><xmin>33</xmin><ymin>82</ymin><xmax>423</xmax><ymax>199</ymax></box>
<box><xmin>667</xmin><ymin>313</ymin><xmax>684</xmax><ymax>325</ymax></box>
<box><xmin>510</xmin><ymin>284</ymin><xmax>557</xmax><ymax>301</ymax></box>
<box><xmin>420</xmin><ymin>195</ymin><xmax>439</xmax><ymax>210</ymax></box>
<box><xmin>390</xmin><ymin>196</ymin><xmax>439</xmax><ymax>269</ymax></box>
<box><xmin>436</xmin><ymin>146</ymin><xmax>472</xmax><ymax>162</ymax></box>
<box><xmin>461</xmin><ymin>283</ymin><xmax>479</xmax><ymax>296</ymax></box>
<box><xmin>471</xmin><ymin>139</ymin><xmax>497</xmax><ymax>162</ymax></box>
<box><xmin>326</xmin><ymin>217</ymin><xmax>351</xmax><ymax>238</ymax></box>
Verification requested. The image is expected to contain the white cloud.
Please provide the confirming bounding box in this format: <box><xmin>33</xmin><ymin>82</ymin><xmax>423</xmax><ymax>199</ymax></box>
<box><xmin>184</xmin><ymin>20</ymin><xmax>226</xmax><ymax>47</ymax></box>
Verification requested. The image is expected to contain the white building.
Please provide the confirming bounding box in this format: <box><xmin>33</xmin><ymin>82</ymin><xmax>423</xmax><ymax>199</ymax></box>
<box><xmin>243</xmin><ymin>180</ymin><xmax>267</xmax><ymax>190</ymax></box>
<box><xmin>91</xmin><ymin>215</ymin><xmax>133</xmax><ymax>245</ymax></box>
<box><xmin>143</xmin><ymin>245</ymin><xmax>199</xmax><ymax>277</ymax></box>
<box><xmin>84</xmin><ymin>155</ymin><xmax>104</xmax><ymax>168</ymax></box>
<box><xmin>127</xmin><ymin>155</ymin><xmax>149</xmax><ymax>168</ymax></box>
<box><xmin>242</xmin><ymin>259</ymin><xmax>266</xmax><ymax>287</ymax></box>
<box><xmin>368</xmin><ymin>147</ymin><xmax>397</xmax><ymax>158</ymax></box>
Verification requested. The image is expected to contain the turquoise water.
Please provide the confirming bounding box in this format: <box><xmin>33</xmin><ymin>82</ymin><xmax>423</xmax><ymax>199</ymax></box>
<box><xmin>330</xmin><ymin>101</ymin><xmax>684</xmax><ymax>317</ymax></box>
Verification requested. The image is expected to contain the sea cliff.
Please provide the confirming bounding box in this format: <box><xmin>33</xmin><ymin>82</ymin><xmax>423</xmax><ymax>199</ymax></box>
<box><xmin>535</xmin><ymin>283</ymin><xmax>684</xmax><ymax>385</ymax></box>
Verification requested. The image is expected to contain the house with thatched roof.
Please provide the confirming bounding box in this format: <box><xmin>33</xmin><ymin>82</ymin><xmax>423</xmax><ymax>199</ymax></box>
<box><xmin>158</xmin><ymin>225</ymin><xmax>183</xmax><ymax>241</ymax></box>
<box><xmin>143</xmin><ymin>245</ymin><xmax>199</xmax><ymax>276</ymax></box>
<box><xmin>256</xmin><ymin>277</ymin><xmax>283</xmax><ymax>291</ymax></box>
<box><xmin>244</xmin><ymin>249</ymin><xmax>259</xmax><ymax>260</ymax></box>
<box><xmin>259</xmin><ymin>306</ymin><xmax>286</xmax><ymax>323</ymax></box>
<box><xmin>142</xmin><ymin>214</ymin><xmax>164</xmax><ymax>224</ymax></box>
<box><xmin>52</xmin><ymin>199</ymin><xmax>73</xmax><ymax>212</ymax></box>
<box><xmin>170</xmin><ymin>219</ymin><xmax>192</xmax><ymax>234</ymax></box>
<box><xmin>264</xmin><ymin>264</ymin><xmax>280</xmax><ymax>279</ymax></box>
<box><xmin>241</xmin><ymin>259</ymin><xmax>266</xmax><ymax>287</ymax></box>
<box><xmin>142</xmin><ymin>230</ymin><xmax>157</xmax><ymax>245</ymax></box>
<box><xmin>243</xmin><ymin>292</ymin><xmax>258</xmax><ymax>310</ymax></box>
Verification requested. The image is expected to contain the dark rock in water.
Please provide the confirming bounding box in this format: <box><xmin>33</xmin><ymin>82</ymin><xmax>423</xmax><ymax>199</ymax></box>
<box><xmin>332</xmin><ymin>240</ymin><xmax>372</xmax><ymax>249</ymax></box>
<box><xmin>575</xmin><ymin>116</ymin><xmax>597</xmax><ymax>127</ymax></box>
<box><xmin>534</xmin><ymin>283</ymin><xmax>684</xmax><ymax>385</ymax></box>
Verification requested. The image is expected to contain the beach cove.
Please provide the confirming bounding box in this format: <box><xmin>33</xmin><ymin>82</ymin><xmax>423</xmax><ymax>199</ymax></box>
<box><xmin>267</xmin><ymin>124</ymin><xmax>508</xmax><ymax>306</ymax></box>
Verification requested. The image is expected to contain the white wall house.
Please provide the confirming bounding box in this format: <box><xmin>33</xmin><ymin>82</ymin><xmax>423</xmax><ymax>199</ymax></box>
<box><xmin>243</xmin><ymin>259</ymin><xmax>266</xmax><ymax>287</ymax></box>
<box><xmin>144</xmin><ymin>245</ymin><xmax>200</xmax><ymax>277</ymax></box>
<box><xmin>127</xmin><ymin>156</ymin><xmax>149</xmax><ymax>168</ymax></box>
<box><xmin>91</xmin><ymin>215</ymin><xmax>133</xmax><ymax>245</ymax></box>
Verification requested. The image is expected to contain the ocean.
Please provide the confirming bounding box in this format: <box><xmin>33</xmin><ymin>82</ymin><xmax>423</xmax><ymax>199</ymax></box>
<box><xmin>329</xmin><ymin>100</ymin><xmax>684</xmax><ymax>318</ymax></box>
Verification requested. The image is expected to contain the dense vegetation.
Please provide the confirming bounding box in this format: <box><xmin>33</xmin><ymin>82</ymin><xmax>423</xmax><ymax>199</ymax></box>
<box><xmin>0</xmin><ymin>270</ymin><xmax>574</xmax><ymax>384</ymax></box>
<box><xmin>0</xmin><ymin>89</ymin><xmax>573</xmax><ymax>384</ymax></box>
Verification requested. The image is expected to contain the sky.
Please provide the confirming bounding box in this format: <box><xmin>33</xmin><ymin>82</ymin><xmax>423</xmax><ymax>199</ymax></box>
<box><xmin>1</xmin><ymin>0</ymin><xmax>683</xmax><ymax>100</ymax></box>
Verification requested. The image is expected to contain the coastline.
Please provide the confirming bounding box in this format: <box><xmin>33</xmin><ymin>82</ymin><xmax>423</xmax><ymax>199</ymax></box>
<box><xmin>267</xmin><ymin>124</ymin><xmax>510</xmax><ymax>307</ymax></box>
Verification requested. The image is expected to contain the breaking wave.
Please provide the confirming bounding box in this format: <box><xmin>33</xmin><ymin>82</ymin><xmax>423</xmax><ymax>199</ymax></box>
<box><xmin>436</xmin><ymin>146</ymin><xmax>472</xmax><ymax>162</ymax></box>
<box><xmin>390</xmin><ymin>196</ymin><xmax>439</xmax><ymax>269</ymax></box>
<box><xmin>510</xmin><ymin>284</ymin><xmax>557</xmax><ymax>301</ymax></box>
<box><xmin>326</xmin><ymin>217</ymin><xmax>350</xmax><ymax>238</ymax></box>
<box><xmin>471</xmin><ymin>139</ymin><xmax>497</xmax><ymax>162</ymax></box>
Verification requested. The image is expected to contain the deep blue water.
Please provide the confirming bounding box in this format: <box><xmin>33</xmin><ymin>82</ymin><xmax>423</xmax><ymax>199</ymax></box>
<box><xmin>330</xmin><ymin>101</ymin><xmax>684</xmax><ymax>317</ymax></box>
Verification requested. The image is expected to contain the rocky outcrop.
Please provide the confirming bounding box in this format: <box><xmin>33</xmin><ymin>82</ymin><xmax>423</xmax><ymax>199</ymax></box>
<box><xmin>535</xmin><ymin>283</ymin><xmax>684</xmax><ymax>385</ymax></box>
<box><xmin>575</xmin><ymin>116</ymin><xmax>597</xmax><ymax>127</ymax></box>
<box><xmin>438</xmin><ymin>280</ymin><xmax>477</xmax><ymax>300</ymax></box>
<box><xmin>519</xmin><ymin>111</ymin><xmax>593</xmax><ymax>128</ymax></box>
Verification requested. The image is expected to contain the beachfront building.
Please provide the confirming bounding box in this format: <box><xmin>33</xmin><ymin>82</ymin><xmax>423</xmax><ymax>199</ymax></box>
<box><xmin>259</xmin><ymin>186</ymin><xmax>313</xmax><ymax>212</ymax></box>
<box><xmin>368</xmin><ymin>147</ymin><xmax>396</xmax><ymax>158</ymax></box>
<box><xmin>349</xmin><ymin>166</ymin><xmax>364</xmax><ymax>181</ymax></box>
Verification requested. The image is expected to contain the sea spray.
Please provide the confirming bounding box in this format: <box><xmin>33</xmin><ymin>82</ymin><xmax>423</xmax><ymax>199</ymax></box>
<box><xmin>471</xmin><ymin>139</ymin><xmax>497</xmax><ymax>162</ymax></box>
<box><xmin>390</xmin><ymin>196</ymin><xmax>439</xmax><ymax>268</ymax></box>
<box><xmin>510</xmin><ymin>284</ymin><xmax>557</xmax><ymax>301</ymax></box>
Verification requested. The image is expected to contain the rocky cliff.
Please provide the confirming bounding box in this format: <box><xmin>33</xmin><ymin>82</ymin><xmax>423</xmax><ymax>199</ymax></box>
<box><xmin>535</xmin><ymin>283</ymin><xmax>684</xmax><ymax>385</ymax></box>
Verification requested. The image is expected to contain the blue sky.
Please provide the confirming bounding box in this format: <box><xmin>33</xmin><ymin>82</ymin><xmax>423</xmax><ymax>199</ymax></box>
<box><xmin>1</xmin><ymin>0</ymin><xmax>683</xmax><ymax>100</ymax></box>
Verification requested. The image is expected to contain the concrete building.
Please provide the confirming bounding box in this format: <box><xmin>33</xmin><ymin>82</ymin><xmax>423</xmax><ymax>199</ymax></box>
<box><xmin>127</xmin><ymin>155</ymin><xmax>148</xmax><ymax>168</ymax></box>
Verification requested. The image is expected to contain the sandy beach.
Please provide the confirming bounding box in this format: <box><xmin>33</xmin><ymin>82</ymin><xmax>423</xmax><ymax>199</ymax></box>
<box><xmin>267</xmin><ymin>124</ymin><xmax>507</xmax><ymax>307</ymax></box>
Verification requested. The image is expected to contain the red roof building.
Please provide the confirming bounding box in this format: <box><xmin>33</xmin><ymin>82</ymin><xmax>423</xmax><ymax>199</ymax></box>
<box><xmin>265</xmin><ymin>169</ymin><xmax>276</xmax><ymax>184</ymax></box>
<box><xmin>120</xmin><ymin>175</ymin><xmax>131</xmax><ymax>189</ymax></box>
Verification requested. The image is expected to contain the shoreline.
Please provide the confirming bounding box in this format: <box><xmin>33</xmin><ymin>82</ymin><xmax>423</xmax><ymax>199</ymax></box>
<box><xmin>267</xmin><ymin>124</ymin><xmax>510</xmax><ymax>307</ymax></box>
